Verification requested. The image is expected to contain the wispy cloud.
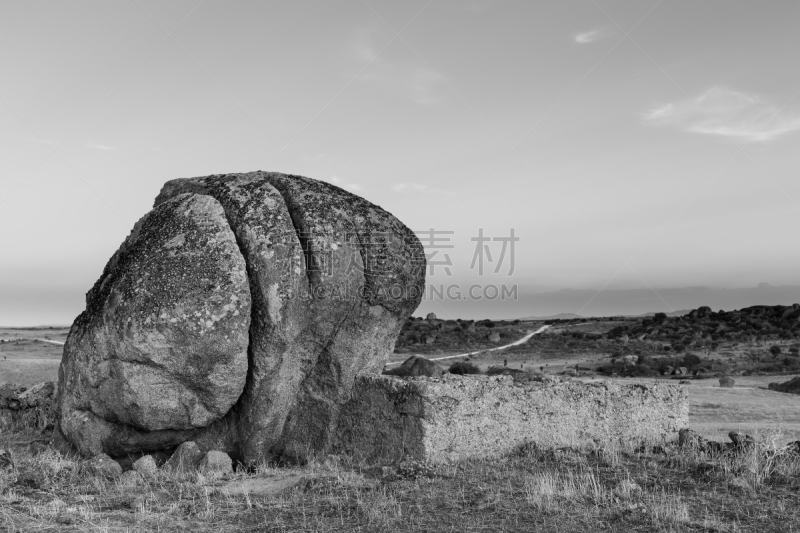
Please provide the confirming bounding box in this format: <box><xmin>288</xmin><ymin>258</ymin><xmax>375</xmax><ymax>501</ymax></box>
<box><xmin>574</xmin><ymin>29</ymin><xmax>605</xmax><ymax>44</ymax></box>
<box><xmin>353</xmin><ymin>29</ymin><xmax>443</xmax><ymax>105</ymax></box>
<box><xmin>327</xmin><ymin>175</ymin><xmax>363</xmax><ymax>192</ymax></box>
<box><xmin>643</xmin><ymin>87</ymin><xmax>800</xmax><ymax>142</ymax></box>
<box><xmin>392</xmin><ymin>182</ymin><xmax>453</xmax><ymax>195</ymax></box>
<box><xmin>85</xmin><ymin>142</ymin><xmax>117</xmax><ymax>151</ymax></box>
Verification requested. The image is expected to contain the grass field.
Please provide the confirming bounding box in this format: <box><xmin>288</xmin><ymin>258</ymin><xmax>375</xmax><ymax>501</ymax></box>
<box><xmin>4</xmin><ymin>324</ymin><xmax>800</xmax><ymax>530</ymax></box>
<box><xmin>577</xmin><ymin>375</ymin><xmax>800</xmax><ymax>443</ymax></box>
<box><xmin>0</xmin><ymin>328</ymin><xmax>67</xmax><ymax>388</ymax></box>
<box><xmin>2</xmin><ymin>419</ymin><xmax>799</xmax><ymax>531</ymax></box>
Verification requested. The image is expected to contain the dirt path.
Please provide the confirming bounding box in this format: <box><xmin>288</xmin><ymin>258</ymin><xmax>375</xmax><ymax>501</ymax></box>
<box><xmin>33</xmin><ymin>338</ymin><xmax>65</xmax><ymax>346</ymax></box>
<box><xmin>386</xmin><ymin>325</ymin><xmax>551</xmax><ymax>366</ymax></box>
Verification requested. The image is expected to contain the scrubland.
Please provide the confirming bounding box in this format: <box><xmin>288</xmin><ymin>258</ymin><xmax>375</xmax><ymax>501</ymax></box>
<box><xmin>3</xmin><ymin>312</ymin><xmax>800</xmax><ymax>531</ymax></box>
<box><xmin>2</xmin><ymin>411</ymin><xmax>800</xmax><ymax>532</ymax></box>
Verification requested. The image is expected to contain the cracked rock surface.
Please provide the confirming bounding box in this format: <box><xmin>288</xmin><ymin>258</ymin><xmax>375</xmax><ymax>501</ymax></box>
<box><xmin>58</xmin><ymin>172</ymin><xmax>425</xmax><ymax>463</ymax></box>
<box><xmin>58</xmin><ymin>193</ymin><xmax>251</xmax><ymax>456</ymax></box>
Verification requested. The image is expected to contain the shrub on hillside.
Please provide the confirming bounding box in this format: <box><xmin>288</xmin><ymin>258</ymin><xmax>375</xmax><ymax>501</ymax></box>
<box><xmin>628</xmin><ymin>364</ymin><xmax>658</xmax><ymax>377</ymax></box>
<box><xmin>682</xmin><ymin>353</ymin><xmax>702</xmax><ymax>368</ymax></box>
<box><xmin>448</xmin><ymin>361</ymin><xmax>481</xmax><ymax>375</ymax></box>
<box><xmin>770</xmin><ymin>345</ymin><xmax>782</xmax><ymax>356</ymax></box>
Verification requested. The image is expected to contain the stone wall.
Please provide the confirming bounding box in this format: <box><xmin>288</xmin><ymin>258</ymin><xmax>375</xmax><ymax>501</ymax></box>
<box><xmin>0</xmin><ymin>381</ymin><xmax>56</xmax><ymax>432</ymax></box>
<box><xmin>335</xmin><ymin>375</ymin><xmax>688</xmax><ymax>464</ymax></box>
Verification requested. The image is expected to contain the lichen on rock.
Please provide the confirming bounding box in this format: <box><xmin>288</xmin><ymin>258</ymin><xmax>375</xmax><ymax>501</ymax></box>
<box><xmin>58</xmin><ymin>172</ymin><xmax>426</xmax><ymax>463</ymax></box>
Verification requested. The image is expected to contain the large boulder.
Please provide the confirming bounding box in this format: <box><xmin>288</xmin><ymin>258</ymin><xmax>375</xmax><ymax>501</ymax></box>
<box><xmin>58</xmin><ymin>193</ymin><xmax>252</xmax><ymax>456</ymax></box>
<box><xmin>58</xmin><ymin>172</ymin><xmax>425</xmax><ymax>464</ymax></box>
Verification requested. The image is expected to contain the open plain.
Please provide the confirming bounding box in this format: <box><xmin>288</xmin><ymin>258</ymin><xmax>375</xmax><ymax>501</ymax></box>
<box><xmin>3</xmin><ymin>310</ymin><xmax>800</xmax><ymax>531</ymax></box>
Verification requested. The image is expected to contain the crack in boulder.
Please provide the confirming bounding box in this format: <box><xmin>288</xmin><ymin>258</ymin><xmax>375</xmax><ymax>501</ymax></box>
<box><xmin>58</xmin><ymin>172</ymin><xmax>425</xmax><ymax>463</ymax></box>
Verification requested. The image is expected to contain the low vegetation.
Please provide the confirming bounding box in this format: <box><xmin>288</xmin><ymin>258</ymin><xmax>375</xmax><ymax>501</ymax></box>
<box><xmin>3</xmin><ymin>309</ymin><xmax>800</xmax><ymax>530</ymax></box>
<box><xmin>395</xmin><ymin>306</ymin><xmax>800</xmax><ymax>380</ymax></box>
<box><xmin>2</xmin><ymin>412</ymin><xmax>799</xmax><ymax>531</ymax></box>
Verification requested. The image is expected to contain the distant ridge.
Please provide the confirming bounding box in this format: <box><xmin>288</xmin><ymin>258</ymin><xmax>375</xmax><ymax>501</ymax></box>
<box><xmin>634</xmin><ymin>310</ymin><xmax>691</xmax><ymax>318</ymax></box>
<box><xmin>520</xmin><ymin>313</ymin><xmax>584</xmax><ymax>320</ymax></box>
<box><xmin>0</xmin><ymin>325</ymin><xmax>71</xmax><ymax>329</ymax></box>
<box><xmin>520</xmin><ymin>310</ymin><xmax>692</xmax><ymax>320</ymax></box>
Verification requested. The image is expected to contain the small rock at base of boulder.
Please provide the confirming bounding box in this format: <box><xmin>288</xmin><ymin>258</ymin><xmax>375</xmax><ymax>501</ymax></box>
<box><xmin>85</xmin><ymin>454</ymin><xmax>122</xmax><ymax>479</ymax></box>
<box><xmin>165</xmin><ymin>441</ymin><xmax>204</xmax><ymax>472</ymax></box>
<box><xmin>132</xmin><ymin>455</ymin><xmax>158</xmax><ymax>477</ymax></box>
<box><xmin>384</xmin><ymin>356</ymin><xmax>443</xmax><ymax>378</ymax></box>
<box><xmin>198</xmin><ymin>450</ymin><xmax>232</xmax><ymax>478</ymax></box>
<box><xmin>719</xmin><ymin>376</ymin><xmax>735</xmax><ymax>388</ymax></box>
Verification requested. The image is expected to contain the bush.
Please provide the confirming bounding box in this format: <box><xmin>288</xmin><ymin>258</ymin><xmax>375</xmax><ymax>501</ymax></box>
<box><xmin>770</xmin><ymin>345</ymin><xmax>782</xmax><ymax>356</ymax></box>
<box><xmin>607</xmin><ymin>326</ymin><xmax>627</xmax><ymax>338</ymax></box>
<box><xmin>448</xmin><ymin>361</ymin><xmax>481</xmax><ymax>375</ymax></box>
<box><xmin>628</xmin><ymin>365</ymin><xmax>658</xmax><ymax>377</ymax></box>
<box><xmin>682</xmin><ymin>353</ymin><xmax>702</xmax><ymax>368</ymax></box>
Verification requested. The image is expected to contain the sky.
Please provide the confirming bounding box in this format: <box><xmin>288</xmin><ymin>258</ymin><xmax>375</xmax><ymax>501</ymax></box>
<box><xmin>1</xmin><ymin>0</ymin><xmax>799</xmax><ymax>326</ymax></box>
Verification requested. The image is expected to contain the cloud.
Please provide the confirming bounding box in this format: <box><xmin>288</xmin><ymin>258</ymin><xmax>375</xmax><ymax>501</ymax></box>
<box><xmin>574</xmin><ymin>29</ymin><xmax>605</xmax><ymax>44</ymax></box>
<box><xmin>353</xmin><ymin>29</ymin><xmax>443</xmax><ymax>105</ymax></box>
<box><xmin>392</xmin><ymin>182</ymin><xmax>453</xmax><ymax>195</ymax></box>
<box><xmin>85</xmin><ymin>142</ymin><xmax>116</xmax><ymax>150</ymax></box>
<box><xmin>643</xmin><ymin>87</ymin><xmax>800</xmax><ymax>142</ymax></box>
<box><xmin>327</xmin><ymin>175</ymin><xmax>363</xmax><ymax>192</ymax></box>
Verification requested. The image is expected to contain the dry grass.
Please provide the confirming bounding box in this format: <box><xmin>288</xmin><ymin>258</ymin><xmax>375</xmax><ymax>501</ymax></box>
<box><xmin>2</xmin><ymin>419</ymin><xmax>800</xmax><ymax>532</ymax></box>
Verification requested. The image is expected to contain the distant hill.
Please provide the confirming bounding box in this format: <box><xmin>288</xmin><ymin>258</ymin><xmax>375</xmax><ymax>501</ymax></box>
<box><xmin>521</xmin><ymin>310</ymin><xmax>692</xmax><ymax>320</ymax></box>
<box><xmin>634</xmin><ymin>310</ymin><xmax>691</xmax><ymax>318</ymax></box>
<box><xmin>416</xmin><ymin>284</ymin><xmax>800</xmax><ymax>321</ymax></box>
<box><xmin>520</xmin><ymin>313</ymin><xmax>584</xmax><ymax>320</ymax></box>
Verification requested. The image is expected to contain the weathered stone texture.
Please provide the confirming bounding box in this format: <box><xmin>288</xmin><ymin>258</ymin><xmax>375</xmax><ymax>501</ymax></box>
<box><xmin>58</xmin><ymin>193</ymin><xmax>251</xmax><ymax>456</ymax></box>
<box><xmin>164</xmin><ymin>440</ymin><xmax>204</xmax><ymax>472</ymax></box>
<box><xmin>0</xmin><ymin>382</ymin><xmax>56</xmax><ymax>431</ymax></box>
<box><xmin>154</xmin><ymin>172</ymin><xmax>425</xmax><ymax>463</ymax></box>
<box><xmin>199</xmin><ymin>450</ymin><xmax>233</xmax><ymax>478</ymax></box>
<box><xmin>58</xmin><ymin>172</ymin><xmax>425</xmax><ymax>463</ymax></box>
<box><xmin>335</xmin><ymin>375</ymin><xmax>688</xmax><ymax>464</ymax></box>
